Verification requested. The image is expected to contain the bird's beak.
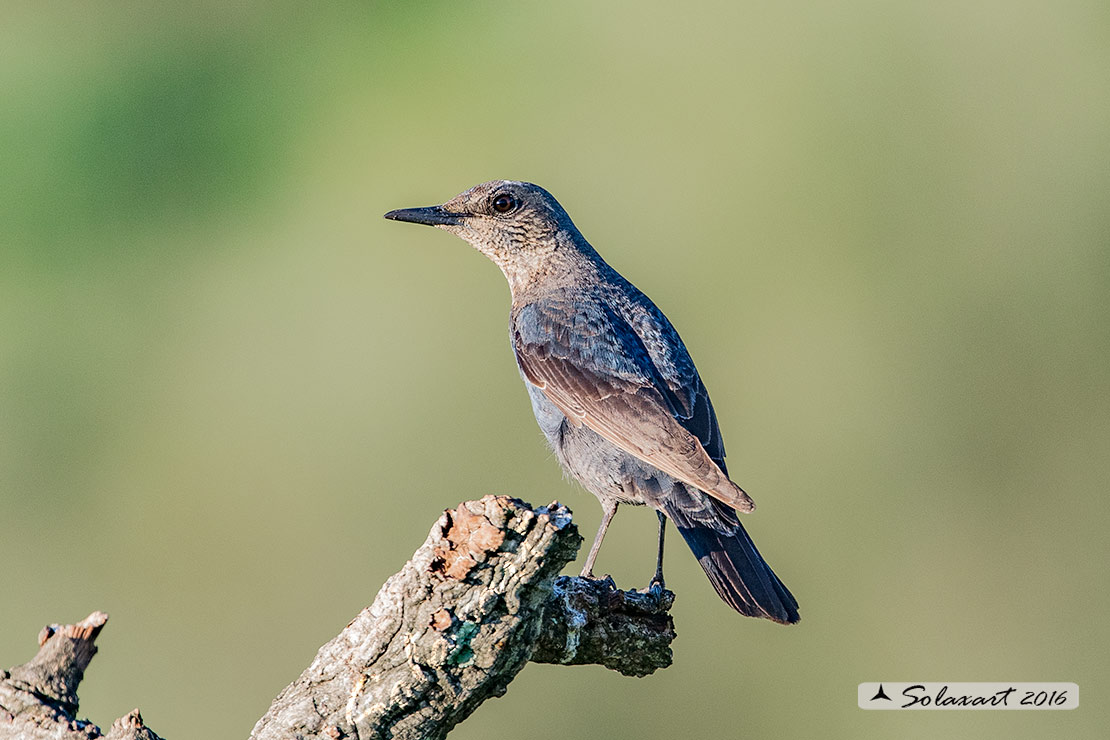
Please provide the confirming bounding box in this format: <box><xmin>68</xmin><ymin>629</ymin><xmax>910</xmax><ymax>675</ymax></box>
<box><xmin>383</xmin><ymin>205</ymin><xmax>464</xmax><ymax>227</ymax></box>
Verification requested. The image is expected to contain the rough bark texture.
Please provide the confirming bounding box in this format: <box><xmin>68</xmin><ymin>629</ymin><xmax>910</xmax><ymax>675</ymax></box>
<box><xmin>533</xmin><ymin>575</ymin><xmax>675</xmax><ymax>677</ymax></box>
<box><xmin>2</xmin><ymin>496</ymin><xmax>676</xmax><ymax>740</ymax></box>
<box><xmin>0</xmin><ymin>612</ymin><xmax>163</xmax><ymax>740</ymax></box>
<box><xmin>250</xmin><ymin>495</ymin><xmax>675</xmax><ymax>739</ymax></box>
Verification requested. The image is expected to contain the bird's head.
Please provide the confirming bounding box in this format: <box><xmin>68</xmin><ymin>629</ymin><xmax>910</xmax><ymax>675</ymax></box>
<box><xmin>385</xmin><ymin>180</ymin><xmax>590</xmax><ymax>289</ymax></box>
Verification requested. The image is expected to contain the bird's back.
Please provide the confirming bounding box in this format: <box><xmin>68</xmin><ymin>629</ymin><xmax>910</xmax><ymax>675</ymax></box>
<box><xmin>594</xmin><ymin>263</ymin><xmax>728</xmax><ymax>468</ymax></box>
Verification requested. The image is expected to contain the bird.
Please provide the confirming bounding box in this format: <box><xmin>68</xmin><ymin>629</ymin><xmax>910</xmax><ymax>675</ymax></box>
<box><xmin>384</xmin><ymin>180</ymin><xmax>799</xmax><ymax>624</ymax></box>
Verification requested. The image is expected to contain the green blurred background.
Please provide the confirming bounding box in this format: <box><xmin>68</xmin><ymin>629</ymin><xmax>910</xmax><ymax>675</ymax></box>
<box><xmin>2</xmin><ymin>1</ymin><xmax>1108</xmax><ymax>738</ymax></box>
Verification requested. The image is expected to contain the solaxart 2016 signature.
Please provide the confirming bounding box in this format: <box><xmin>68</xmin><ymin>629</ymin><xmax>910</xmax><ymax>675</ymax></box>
<box><xmin>858</xmin><ymin>682</ymin><xmax>1078</xmax><ymax>710</ymax></box>
<box><xmin>900</xmin><ymin>684</ymin><xmax>1070</xmax><ymax>708</ymax></box>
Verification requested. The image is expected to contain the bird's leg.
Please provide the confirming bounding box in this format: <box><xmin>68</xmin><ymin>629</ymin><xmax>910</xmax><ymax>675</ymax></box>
<box><xmin>580</xmin><ymin>500</ymin><xmax>618</xmax><ymax>578</ymax></box>
<box><xmin>650</xmin><ymin>510</ymin><xmax>667</xmax><ymax>592</ymax></box>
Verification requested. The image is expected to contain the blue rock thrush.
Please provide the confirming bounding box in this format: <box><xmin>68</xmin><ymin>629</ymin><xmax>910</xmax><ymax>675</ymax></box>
<box><xmin>385</xmin><ymin>181</ymin><xmax>799</xmax><ymax>623</ymax></box>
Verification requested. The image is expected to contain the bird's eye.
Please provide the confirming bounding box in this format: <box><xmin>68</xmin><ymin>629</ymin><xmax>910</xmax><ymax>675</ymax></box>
<box><xmin>491</xmin><ymin>193</ymin><xmax>518</xmax><ymax>214</ymax></box>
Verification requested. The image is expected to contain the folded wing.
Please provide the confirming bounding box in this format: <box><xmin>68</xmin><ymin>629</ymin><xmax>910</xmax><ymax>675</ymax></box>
<box><xmin>512</xmin><ymin>298</ymin><xmax>754</xmax><ymax>512</ymax></box>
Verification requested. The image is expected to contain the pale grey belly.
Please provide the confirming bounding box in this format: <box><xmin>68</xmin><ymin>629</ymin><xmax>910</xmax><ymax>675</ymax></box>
<box><xmin>524</xmin><ymin>380</ymin><xmax>671</xmax><ymax>508</ymax></box>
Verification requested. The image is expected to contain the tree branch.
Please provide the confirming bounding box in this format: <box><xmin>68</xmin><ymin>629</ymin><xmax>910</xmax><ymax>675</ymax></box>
<box><xmin>533</xmin><ymin>575</ymin><xmax>675</xmax><ymax>677</ymax></box>
<box><xmin>0</xmin><ymin>611</ymin><xmax>163</xmax><ymax>740</ymax></box>
<box><xmin>1</xmin><ymin>496</ymin><xmax>675</xmax><ymax>740</ymax></box>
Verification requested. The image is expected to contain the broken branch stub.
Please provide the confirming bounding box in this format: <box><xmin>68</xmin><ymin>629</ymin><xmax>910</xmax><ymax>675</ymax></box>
<box><xmin>534</xmin><ymin>576</ymin><xmax>675</xmax><ymax>677</ymax></box>
<box><xmin>0</xmin><ymin>612</ymin><xmax>165</xmax><ymax>740</ymax></box>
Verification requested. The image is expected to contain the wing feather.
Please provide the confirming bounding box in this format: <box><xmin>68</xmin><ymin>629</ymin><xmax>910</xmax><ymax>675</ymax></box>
<box><xmin>514</xmin><ymin>309</ymin><xmax>753</xmax><ymax>512</ymax></box>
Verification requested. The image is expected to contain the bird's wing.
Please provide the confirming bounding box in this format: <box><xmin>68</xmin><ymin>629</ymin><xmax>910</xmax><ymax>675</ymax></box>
<box><xmin>602</xmin><ymin>276</ymin><xmax>729</xmax><ymax>471</ymax></box>
<box><xmin>512</xmin><ymin>298</ymin><xmax>753</xmax><ymax>512</ymax></box>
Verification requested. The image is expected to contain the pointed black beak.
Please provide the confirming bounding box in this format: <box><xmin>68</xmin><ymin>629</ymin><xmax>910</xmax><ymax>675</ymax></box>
<box><xmin>383</xmin><ymin>205</ymin><xmax>464</xmax><ymax>227</ymax></box>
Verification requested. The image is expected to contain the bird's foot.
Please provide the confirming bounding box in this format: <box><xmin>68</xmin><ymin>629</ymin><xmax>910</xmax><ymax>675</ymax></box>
<box><xmin>648</xmin><ymin>572</ymin><xmax>666</xmax><ymax>596</ymax></box>
<box><xmin>631</xmin><ymin>578</ymin><xmax>674</xmax><ymax>612</ymax></box>
<box><xmin>578</xmin><ymin>569</ymin><xmax>618</xmax><ymax>591</ymax></box>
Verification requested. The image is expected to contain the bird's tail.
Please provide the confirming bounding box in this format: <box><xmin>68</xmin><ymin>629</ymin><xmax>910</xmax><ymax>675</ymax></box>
<box><xmin>663</xmin><ymin>493</ymin><xmax>799</xmax><ymax>624</ymax></box>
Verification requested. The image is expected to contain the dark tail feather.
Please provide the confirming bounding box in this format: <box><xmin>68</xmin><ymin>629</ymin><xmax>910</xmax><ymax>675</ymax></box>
<box><xmin>663</xmin><ymin>498</ymin><xmax>800</xmax><ymax>624</ymax></box>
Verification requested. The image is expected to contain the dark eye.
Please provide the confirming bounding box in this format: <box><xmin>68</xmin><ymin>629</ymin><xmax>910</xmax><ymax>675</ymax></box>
<box><xmin>491</xmin><ymin>193</ymin><xmax>518</xmax><ymax>214</ymax></box>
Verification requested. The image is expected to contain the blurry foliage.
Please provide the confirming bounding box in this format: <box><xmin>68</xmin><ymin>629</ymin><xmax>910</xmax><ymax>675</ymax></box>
<box><xmin>2</xmin><ymin>31</ymin><xmax>313</xmax><ymax>265</ymax></box>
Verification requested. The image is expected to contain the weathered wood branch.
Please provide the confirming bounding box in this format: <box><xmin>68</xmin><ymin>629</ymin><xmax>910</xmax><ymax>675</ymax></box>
<box><xmin>250</xmin><ymin>496</ymin><xmax>675</xmax><ymax>739</ymax></box>
<box><xmin>533</xmin><ymin>575</ymin><xmax>675</xmax><ymax>677</ymax></box>
<box><xmin>1</xmin><ymin>496</ymin><xmax>676</xmax><ymax>740</ymax></box>
<box><xmin>0</xmin><ymin>611</ymin><xmax>163</xmax><ymax>740</ymax></box>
